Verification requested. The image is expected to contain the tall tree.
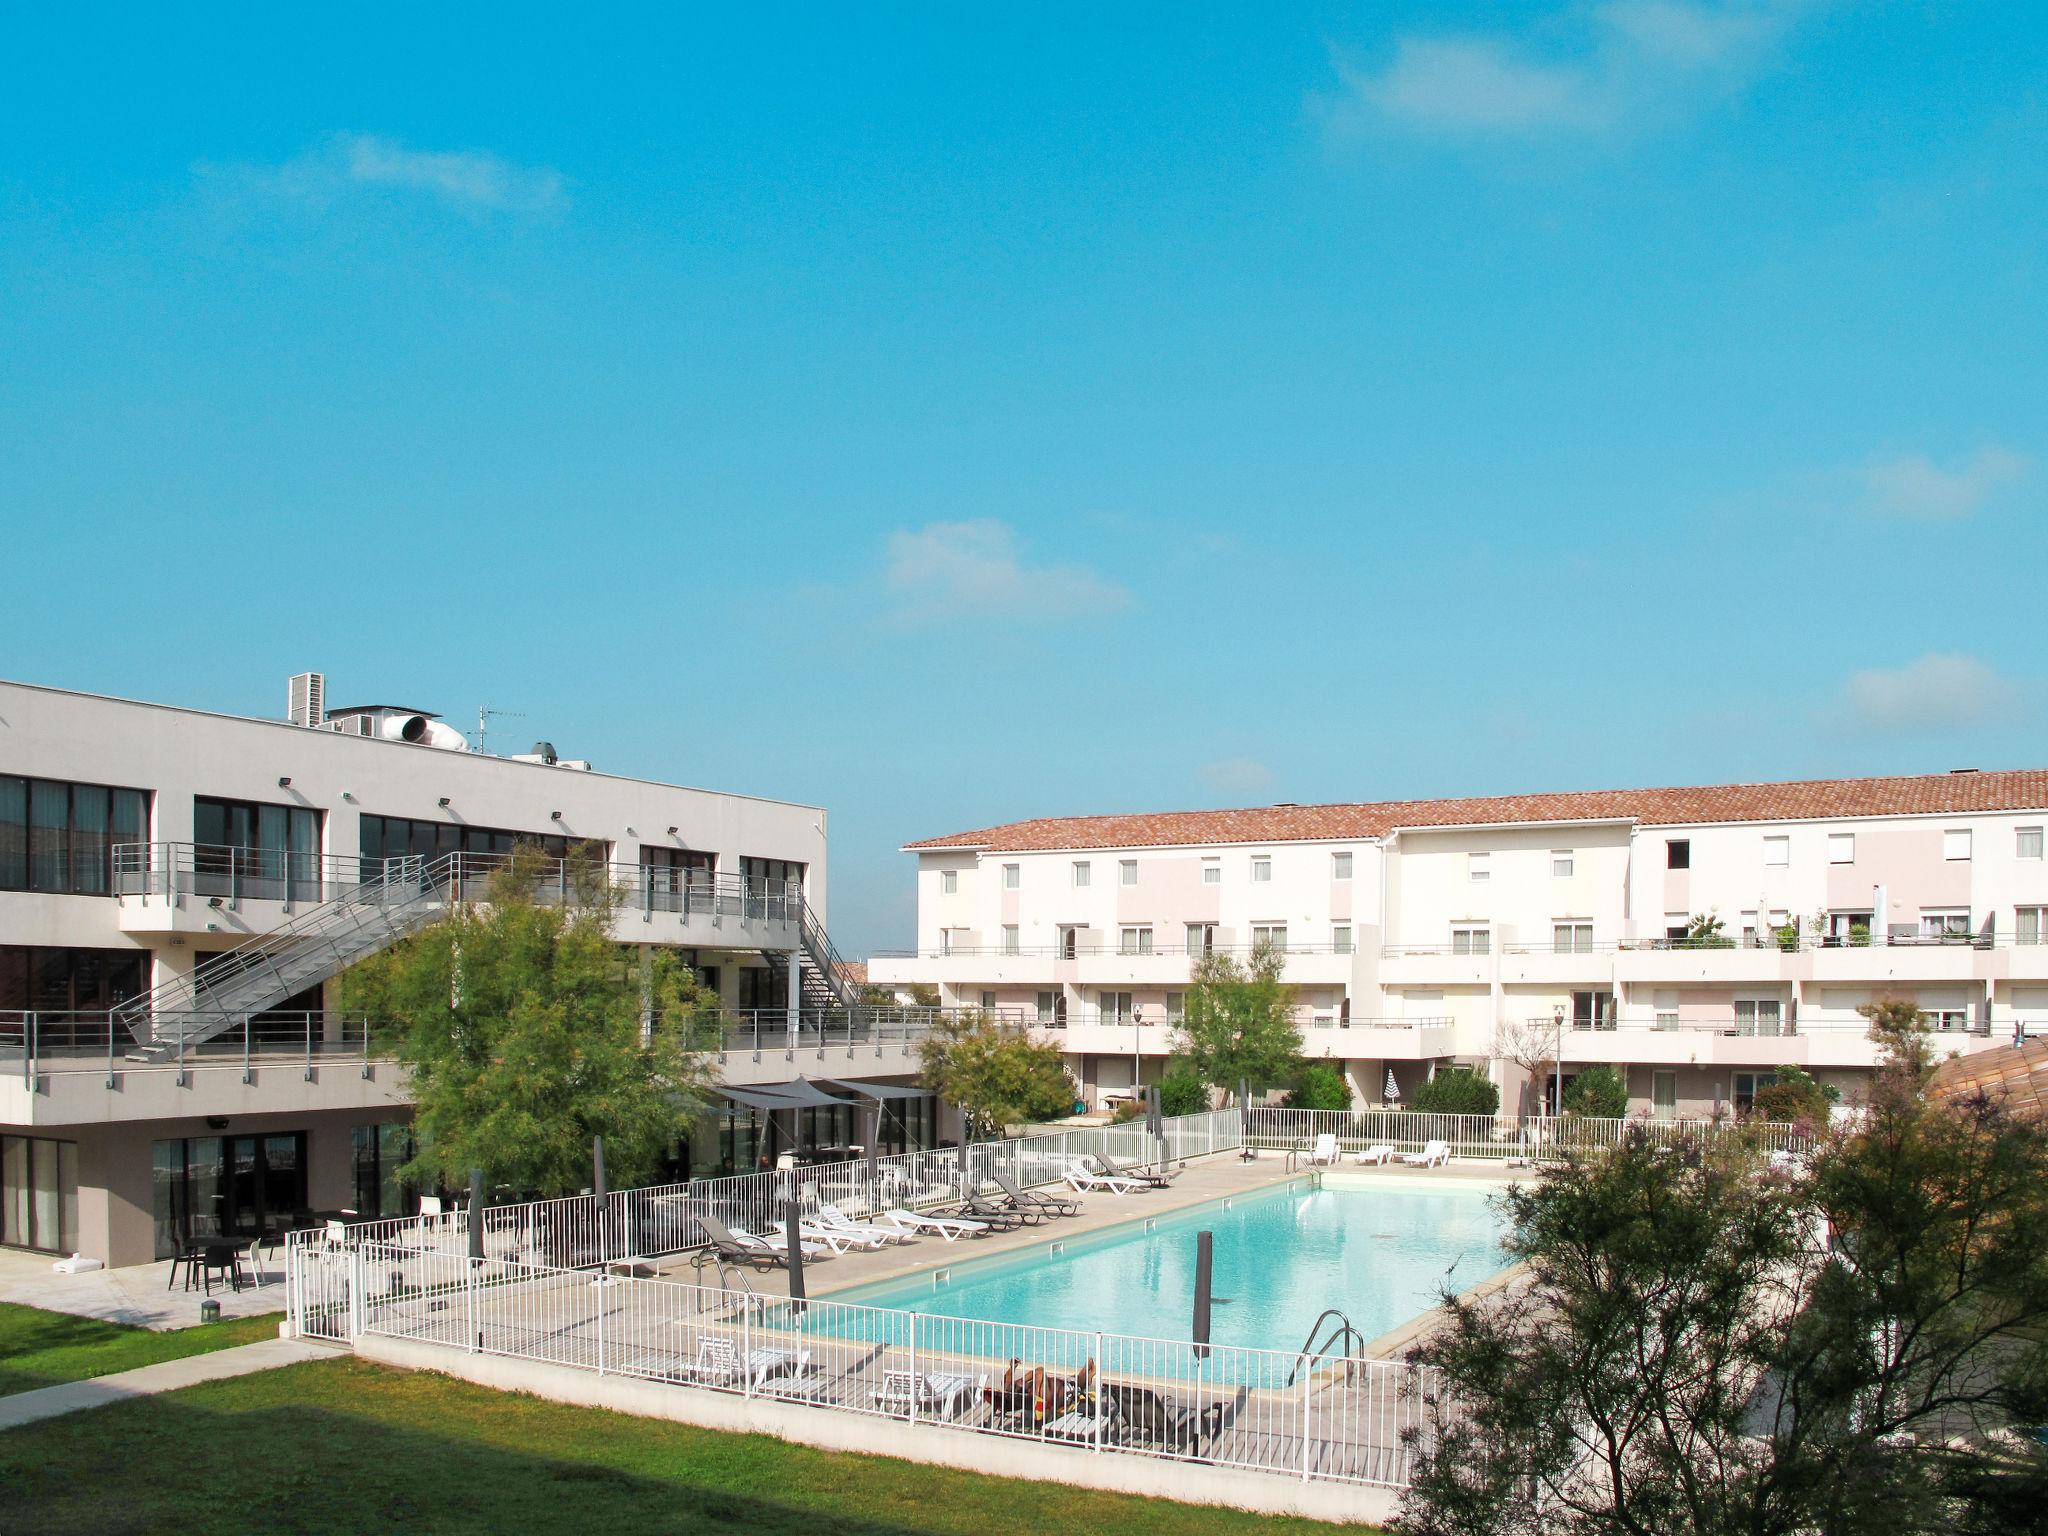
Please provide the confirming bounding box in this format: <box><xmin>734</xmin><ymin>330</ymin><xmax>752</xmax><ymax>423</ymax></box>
<box><xmin>339</xmin><ymin>846</ymin><xmax>719</xmax><ymax>1197</ymax></box>
<box><xmin>1401</xmin><ymin>1018</ymin><xmax>2048</xmax><ymax>1536</ymax></box>
<box><xmin>1171</xmin><ymin>943</ymin><xmax>1302</xmax><ymax>1103</ymax></box>
<box><xmin>917</xmin><ymin>1011</ymin><xmax>1074</xmax><ymax>1139</ymax></box>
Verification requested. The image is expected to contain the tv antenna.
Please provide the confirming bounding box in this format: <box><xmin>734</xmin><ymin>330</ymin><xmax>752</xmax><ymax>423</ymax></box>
<box><xmin>474</xmin><ymin>703</ymin><xmax>525</xmax><ymax>755</ymax></box>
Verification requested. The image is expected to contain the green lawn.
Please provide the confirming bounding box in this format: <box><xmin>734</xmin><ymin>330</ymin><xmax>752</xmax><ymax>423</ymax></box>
<box><xmin>0</xmin><ymin>1302</ymin><xmax>283</xmax><ymax>1397</ymax></box>
<box><xmin>0</xmin><ymin>1356</ymin><xmax>1378</xmax><ymax>1535</ymax></box>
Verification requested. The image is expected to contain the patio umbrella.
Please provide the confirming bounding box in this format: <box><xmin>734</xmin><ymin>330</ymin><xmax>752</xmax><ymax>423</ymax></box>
<box><xmin>466</xmin><ymin>1168</ymin><xmax>485</xmax><ymax>1262</ymax></box>
<box><xmin>784</xmin><ymin>1201</ymin><xmax>807</xmax><ymax>1311</ymax></box>
<box><xmin>1384</xmin><ymin>1068</ymin><xmax>1401</xmax><ymax>1104</ymax></box>
<box><xmin>1192</xmin><ymin>1230</ymin><xmax>1213</xmax><ymax>1361</ymax></box>
<box><xmin>591</xmin><ymin>1136</ymin><xmax>608</xmax><ymax>1265</ymax></box>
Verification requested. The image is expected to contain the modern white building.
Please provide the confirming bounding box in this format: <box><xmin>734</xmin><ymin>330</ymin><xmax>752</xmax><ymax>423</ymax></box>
<box><xmin>2</xmin><ymin>675</ymin><xmax>941</xmax><ymax>1267</ymax></box>
<box><xmin>868</xmin><ymin>770</ymin><xmax>2048</xmax><ymax>1117</ymax></box>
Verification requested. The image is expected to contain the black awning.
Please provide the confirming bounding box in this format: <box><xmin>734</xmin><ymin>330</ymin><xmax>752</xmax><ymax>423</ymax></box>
<box><xmin>820</xmin><ymin>1077</ymin><xmax>926</xmax><ymax>1101</ymax></box>
<box><xmin>717</xmin><ymin>1077</ymin><xmax>855</xmax><ymax>1110</ymax></box>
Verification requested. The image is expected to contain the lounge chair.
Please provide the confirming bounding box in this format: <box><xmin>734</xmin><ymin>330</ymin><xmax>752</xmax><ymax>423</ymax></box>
<box><xmin>1400</xmin><ymin>1139</ymin><xmax>1451</xmax><ymax>1168</ymax></box>
<box><xmin>1305</xmin><ymin>1133</ymin><xmax>1341</xmax><ymax>1166</ymax></box>
<box><xmin>681</xmin><ymin>1335</ymin><xmax>811</xmax><ymax>1389</ymax></box>
<box><xmin>815</xmin><ymin>1202</ymin><xmax>913</xmax><ymax>1245</ymax></box>
<box><xmin>882</xmin><ymin>1207</ymin><xmax>990</xmax><ymax>1242</ymax></box>
<box><xmin>695</xmin><ymin>1213</ymin><xmax>833</xmax><ymax>1269</ymax></box>
<box><xmin>946</xmin><ymin>1189</ymin><xmax>1041</xmax><ymax>1228</ymax></box>
<box><xmin>1099</xmin><ymin>1153</ymin><xmax>1180</xmax><ymax>1187</ymax></box>
<box><xmin>993</xmin><ymin>1170</ymin><xmax>1082</xmax><ymax>1217</ymax></box>
<box><xmin>1102</xmin><ymin>1381</ymin><xmax>1226</xmax><ymax>1452</ymax></box>
<box><xmin>872</xmin><ymin>1367</ymin><xmax>988</xmax><ymax>1420</ymax></box>
<box><xmin>1065</xmin><ymin>1164</ymin><xmax>1144</xmax><ymax>1196</ymax></box>
<box><xmin>796</xmin><ymin>1219</ymin><xmax>888</xmax><ymax>1254</ymax></box>
<box><xmin>1352</xmin><ymin>1144</ymin><xmax>1394</xmax><ymax>1166</ymax></box>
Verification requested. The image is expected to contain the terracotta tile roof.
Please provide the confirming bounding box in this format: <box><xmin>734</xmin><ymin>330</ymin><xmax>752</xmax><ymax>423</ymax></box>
<box><xmin>1930</xmin><ymin>1035</ymin><xmax>2048</xmax><ymax>1121</ymax></box>
<box><xmin>834</xmin><ymin>960</ymin><xmax>868</xmax><ymax>989</ymax></box>
<box><xmin>903</xmin><ymin>768</ymin><xmax>2048</xmax><ymax>853</ymax></box>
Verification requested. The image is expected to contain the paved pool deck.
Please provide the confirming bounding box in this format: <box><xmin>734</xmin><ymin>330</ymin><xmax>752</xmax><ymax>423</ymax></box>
<box><xmin>0</xmin><ymin>1247</ymin><xmax>288</xmax><ymax>1331</ymax></box>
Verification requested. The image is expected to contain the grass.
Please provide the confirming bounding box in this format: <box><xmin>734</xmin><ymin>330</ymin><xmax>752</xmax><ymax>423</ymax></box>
<box><xmin>0</xmin><ymin>1302</ymin><xmax>283</xmax><ymax>1397</ymax></box>
<box><xmin>0</xmin><ymin>1356</ymin><xmax>1379</xmax><ymax>1535</ymax></box>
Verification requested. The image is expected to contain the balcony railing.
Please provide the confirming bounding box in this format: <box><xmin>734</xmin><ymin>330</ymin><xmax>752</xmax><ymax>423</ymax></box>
<box><xmin>877</xmin><ymin>941</ymin><xmax>1355</xmax><ymax>960</ymax></box>
<box><xmin>111</xmin><ymin>843</ymin><xmax>802</xmax><ymax>920</ymax></box>
<box><xmin>1540</xmin><ymin>1013</ymin><xmax>1996</xmax><ymax>1039</ymax></box>
<box><xmin>1380</xmin><ymin>929</ymin><xmax>2016</xmax><ymax>958</ymax></box>
<box><xmin>3</xmin><ymin>1009</ymin><xmax>376</xmax><ymax>1077</ymax></box>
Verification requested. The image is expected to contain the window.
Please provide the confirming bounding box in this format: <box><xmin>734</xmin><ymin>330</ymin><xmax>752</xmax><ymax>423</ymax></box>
<box><xmin>1551</xmin><ymin>850</ymin><xmax>1573</xmax><ymax>878</ymax></box>
<box><xmin>1072</xmin><ymin>861</ymin><xmax>1091</xmax><ymax>888</ymax></box>
<box><xmin>1118</xmin><ymin>859</ymin><xmax>1137</xmax><ymax>887</ymax></box>
<box><xmin>1825</xmin><ymin>910</ymin><xmax>1874</xmax><ymax>946</ymax></box>
<box><xmin>1164</xmin><ymin>991</ymin><xmax>1185</xmax><ymax>1024</ymax></box>
<box><xmin>1099</xmin><ymin>991</ymin><xmax>1133</xmax><ymax>1024</ymax></box>
<box><xmin>1828</xmin><ymin>832</ymin><xmax>1855</xmax><ymax>864</ymax></box>
<box><xmin>1</xmin><ymin>775</ymin><xmax>149</xmax><ymax>896</ymax></box>
<box><xmin>1057</xmin><ymin>926</ymin><xmax>1080</xmax><ymax>959</ymax></box>
<box><xmin>1734</xmin><ymin>1000</ymin><xmax>1785</xmax><ymax>1038</ymax></box>
<box><xmin>1920</xmin><ymin>908</ymin><xmax>1971</xmax><ymax>940</ymax></box>
<box><xmin>351</xmin><ymin>1122</ymin><xmax>416</xmax><ymax>1222</ymax></box>
<box><xmin>1945</xmin><ymin>828</ymin><xmax>1972</xmax><ymax>862</ymax></box>
<box><xmin>1927</xmin><ymin>1008</ymin><xmax>1970</xmax><ymax>1033</ymax></box>
<box><xmin>1652</xmin><ymin>1071</ymin><xmax>1677</xmax><ymax>1122</ymax></box>
<box><xmin>1201</xmin><ymin>858</ymin><xmax>1220</xmax><ymax>885</ymax></box>
<box><xmin>1251</xmin><ymin>855</ymin><xmax>1272</xmax><ymax>883</ymax></box>
<box><xmin>1653</xmin><ymin>990</ymin><xmax>1680</xmax><ymax>1032</ymax></box>
<box><xmin>1552</xmin><ymin>922</ymin><xmax>1593</xmax><ymax>954</ymax></box>
<box><xmin>1332</xmin><ymin>851</ymin><xmax>1353</xmax><ymax>881</ymax></box>
<box><xmin>1572</xmin><ymin>990</ymin><xmax>1615</xmax><ymax>1030</ymax></box>
<box><xmin>1664</xmin><ymin>912</ymin><xmax>1689</xmax><ymax>942</ymax></box>
<box><xmin>0</xmin><ymin>945</ymin><xmax>149</xmax><ymax>1014</ymax></box>
<box><xmin>1450</xmin><ymin>925</ymin><xmax>1490</xmax><ymax>956</ymax></box>
<box><xmin>1001</xmin><ymin>924</ymin><xmax>1020</xmax><ymax>955</ymax></box>
<box><xmin>2</xmin><ymin>1135</ymin><xmax>78</xmax><ymax>1254</ymax></box>
<box><xmin>1002</xmin><ymin>862</ymin><xmax>1020</xmax><ymax>889</ymax></box>
<box><xmin>939</xmin><ymin>928</ymin><xmax>963</xmax><ymax>956</ymax></box>
<box><xmin>2020</xmin><ymin>827</ymin><xmax>2044</xmax><ymax>861</ymax></box>
<box><xmin>1250</xmin><ymin>923</ymin><xmax>1288</xmax><ymax>952</ymax></box>
<box><xmin>1763</xmin><ymin>835</ymin><xmax>1789</xmax><ymax>867</ymax></box>
<box><xmin>980</xmin><ymin>991</ymin><xmax>997</xmax><ymax>1010</ymax></box>
<box><xmin>1733</xmin><ymin>1072</ymin><xmax>1777</xmax><ymax>1115</ymax></box>
<box><xmin>1035</xmin><ymin>990</ymin><xmax>1065</xmax><ymax>1026</ymax></box>
<box><xmin>1468</xmin><ymin>852</ymin><xmax>1489</xmax><ymax>882</ymax></box>
<box><xmin>1332</xmin><ymin>924</ymin><xmax>1353</xmax><ymax>955</ymax></box>
<box><xmin>1119</xmin><ymin>925</ymin><xmax>1154</xmax><ymax>956</ymax></box>
<box><xmin>941</xmin><ymin>870</ymin><xmax>957</xmax><ymax>895</ymax></box>
<box><xmin>1666</xmin><ymin>839</ymin><xmax>1691</xmax><ymax>870</ymax></box>
<box><xmin>2018</xmin><ymin>907</ymin><xmax>2047</xmax><ymax>946</ymax></box>
<box><xmin>639</xmin><ymin>846</ymin><xmax>715</xmax><ymax>910</ymax></box>
<box><xmin>363</xmin><ymin>816</ymin><xmax>586</xmax><ymax>874</ymax></box>
<box><xmin>1184</xmin><ymin>922</ymin><xmax>1215</xmax><ymax>957</ymax></box>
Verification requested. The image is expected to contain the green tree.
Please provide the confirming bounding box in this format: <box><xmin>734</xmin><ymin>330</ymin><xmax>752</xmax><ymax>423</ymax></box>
<box><xmin>1752</xmin><ymin>1063</ymin><xmax>1834</xmax><ymax>1126</ymax></box>
<box><xmin>1410</xmin><ymin>1068</ymin><xmax>1500</xmax><ymax>1116</ymax></box>
<box><xmin>1859</xmin><ymin>995</ymin><xmax>1932</xmax><ymax>1078</ymax></box>
<box><xmin>1402</xmin><ymin>1025</ymin><xmax>2048</xmax><ymax>1536</ymax></box>
<box><xmin>1286</xmin><ymin>1063</ymin><xmax>1352</xmax><ymax>1111</ymax></box>
<box><xmin>1559</xmin><ymin>1062</ymin><xmax>1628</xmax><ymax>1119</ymax></box>
<box><xmin>917</xmin><ymin>1012</ymin><xmax>1074</xmax><ymax>1139</ymax></box>
<box><xmin>1171</xmin><ymin>943</ymin><xmax>1302</xmax><ymax>1102</ymax></box>
<box><xmin>1685</xmin><ymin>911</ymin><xmax>1733</xmax><ymax>949</ymax></box>
<box><xmin>339</xmin><ymin>846</ymin><xmax>719</xmax><ymax>1198</ymax></box>
<box><xmin>1156</xmin><ymin>1060</ymin><xmax>1210</xmax><ymax>1117</ymax></box>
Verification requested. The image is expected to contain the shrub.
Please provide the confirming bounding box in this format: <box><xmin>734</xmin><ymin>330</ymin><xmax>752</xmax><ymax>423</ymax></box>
<box><xmin>1157</xmin><ymin>1063</ymin><xmax>1210</xmax><ymax>1117</ymax></box>
<box><xmin>1111</xmin><ymin>1098</ymin><xmax>1144</xmax><ymax>1123</ymax></box>
<box><xmin>1561</xmin><ymin>1062</ymin><xmax>1629</xmax><ymax>1119</ymax></box>
<box><xmin>1286</xmin><ymin>1064</ymin><xmax>1352</xmax><ymax>1112</ymax></box>
<box><xmin>1752</xmin><ymin>1064</ymin><xmax>1833</xmax><ymax>1126</ymax></box>
<box><xmin>1410</xmin><ymin>1069</ymin><xmax>1500</xmax><ymax>1116</ymax></box>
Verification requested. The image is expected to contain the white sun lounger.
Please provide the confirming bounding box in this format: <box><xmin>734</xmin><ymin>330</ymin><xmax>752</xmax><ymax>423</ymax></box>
<box><xmin>1065</xmin><ymin>1165</ymin><xmax>1144</xmax><ymax>1195</ymax></box>
<box><xmin>797</xmin><ymin>1220</ymin><xmax>887</xmax><ymax>1254</ymax></box>
<box><xmin>1305</xmin><ymin>1133</ymin><xmax>1341</xmax><ymax>1166</ymax></box>
<box><xmin>1400</xmin><ymin>1140</ymin><xmax>1451</xmax><ymax>1167</ymax></box>
<box><xmin>883</xmin><ymin>1207</ymin><xmax>989</xmax><ymax>1242</ymax></box>
<box><xmin>1353</xmin><ymin>1144</ymin><xmax>1395</xmax><ymax>1165</ymax></box>
<box><xmin>815</xmin><ymin>1202</ymin><xmax>913</xmax><ymax>1244</ymax></box>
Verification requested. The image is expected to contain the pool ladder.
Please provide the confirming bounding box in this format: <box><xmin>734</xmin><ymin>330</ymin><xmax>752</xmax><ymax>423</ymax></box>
<box><xmin>1288</xmin><ymin>1307</ymin><xmax>1365</xmax><ymax>1385</ymax></box>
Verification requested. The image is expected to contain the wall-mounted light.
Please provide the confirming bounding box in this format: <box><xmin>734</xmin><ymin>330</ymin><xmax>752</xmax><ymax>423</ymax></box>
<box><xmin>666</xmin><ymin>825</ymin><xmax>678</xmax><ymax>836</ymax></box>
<box><xmin>438</xmin><ymin>797</ymin><xmax>451</xmax><ymax>808</ymax></box>
<box><xmin>551</xmin><ymin>811</ymin><xmax>563</xmax><ymax>822</ymax></box>
<box><xmin>342</xmin><ymin>791</ymin><xmax>355</xmax><ymax>802</ymax></box>
<box><xmin>205</xmin><ymin>1116</ymin><xmax>229</xmax><ymax>1131</ymax></box>
<box><xmin>624</xmin><ymin>826</ymin><xmax>635</xmax><ymax>836</ymax></box>
<box><xmin>206</xmin><ymin>896</ymin><xmax>222</xmax><ymax>908</ymax></box>
<box><xmin>277</xmin><ymin>776</ymin><xmax>292</xmax><ymax>789</ymax></box>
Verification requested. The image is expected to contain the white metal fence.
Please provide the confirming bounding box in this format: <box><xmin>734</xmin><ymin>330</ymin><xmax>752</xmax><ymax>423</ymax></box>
<box><xmin>290</xmin><ymin>1236</ymin><xmax>1436</xmax><ymax>1489</ymax></box>
<box><xmin>1245</xmin><ymin>1106</ymin><xmax>1806</xmax><ymax>1160</ymax></box>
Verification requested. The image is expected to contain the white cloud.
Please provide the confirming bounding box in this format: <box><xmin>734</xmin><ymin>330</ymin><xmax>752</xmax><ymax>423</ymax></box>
<box><xmin>1319</xmin><ymin>1</ymin><xmax>1806</xmax><ymax>139</ymax></box>
<box><xmin>883</xmin><ymin>520</ymin><xmax>1130</xmax><ymax>621</ymax></box>
<box><xmin>1197</xmin><ymin>757</ymin><xmax>1276</xmax><ymax>798</ymax></box>
<box><xmin>1840</xmin><ymin>653</ymin><xmax>2019</xmax><ymax>734</ymax></box>
<box><xmin>1859</xmin><ymin>446</ymin><xmax>2030</xmax><ymax>521</ymax></box>
<box><xmin>201</xmin><ymin>132</ymin><xmax>567</xmax><ymax>215</ymax></box>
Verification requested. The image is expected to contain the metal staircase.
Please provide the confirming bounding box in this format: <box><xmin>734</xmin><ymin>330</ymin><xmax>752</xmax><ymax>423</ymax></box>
<box><xmin>116</xmin><ymin>854</ymin><xmax>457</xmax><ymax>1058</ymax></box>
<box><xmin>797</xmin><ymin>898</ymin><xmax>862</xmax><ymax>1009</ymax></box>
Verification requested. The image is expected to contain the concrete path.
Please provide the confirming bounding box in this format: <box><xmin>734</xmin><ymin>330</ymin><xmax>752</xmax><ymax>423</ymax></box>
<box><xmin>0</xmin><ymin>1247</ymin><xmax>287</xmax><ymax>1331</ymax></box>
<box><xmin>0</xmin><ymin>1338</ymin><xmax>334</xmax><ymax>1431</ymax></box>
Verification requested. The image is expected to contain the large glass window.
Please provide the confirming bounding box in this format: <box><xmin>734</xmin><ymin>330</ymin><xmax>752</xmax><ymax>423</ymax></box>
<box><xmin>1</xmin><ymin>1135</ymin><xmax>77</xmax><ymax>1253</ymax></box>
<box><xmin>0</xmin><ymin>775</ymin><xmax>148</xmax><ymax>895</ymax></box>
<box><xmin>0</xmin><ymin>945</ymin><xmax>148</xmax><ymax>1015</ymax></box>
<box><xmin>192</xmin><ymin>796</ymin><xmax>322</xmax><ymax>901</ymax></box>
<box><xmin>359</xmin><ymin>816</ymin><xmax>586</xmax><ymax>875</ymax></box>
<box><xmin>639</xmin><ymin>847</ymin><xmax>716</xmax><ymax>911</ymax></box>
<box><xmin>352</xmin><ymin>1122</ymin><xmax>417</xmax><ymax>1220</ymax></box>
<box><xmin>150</xmin><ymin>1133</ymin><xmax>307</xmax><ymax>1257</ymax></box>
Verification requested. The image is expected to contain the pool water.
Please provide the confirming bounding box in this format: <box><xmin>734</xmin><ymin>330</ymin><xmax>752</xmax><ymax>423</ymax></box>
<box><xmin>822</xmin><ymin>1178</ymin><xmax>1510</xmax><ymax>1355</ymax></box>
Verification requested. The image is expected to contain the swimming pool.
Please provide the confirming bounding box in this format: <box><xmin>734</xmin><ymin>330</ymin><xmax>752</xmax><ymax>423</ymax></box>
<box><xmin>820</xmin><ymin>1176</ymin><xmax>1510</xmax><ymax>1355</ymax></box>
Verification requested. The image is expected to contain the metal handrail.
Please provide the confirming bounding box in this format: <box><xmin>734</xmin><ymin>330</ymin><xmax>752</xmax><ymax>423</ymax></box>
<box><xmin>1287</xmin><ymin>1307</ymin><xmax>1365</xmax><ymax>1385</ymax></box>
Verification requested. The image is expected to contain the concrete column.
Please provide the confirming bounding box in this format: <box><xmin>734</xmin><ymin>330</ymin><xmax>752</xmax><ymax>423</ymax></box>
<box><xmin>786</xmin><ymin>948</ymin><xmax>803</xmax><ymax>1038</ymax></box>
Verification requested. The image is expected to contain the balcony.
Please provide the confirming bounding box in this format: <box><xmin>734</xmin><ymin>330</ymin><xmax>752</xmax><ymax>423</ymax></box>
<box><xmin>1301</xmin><ymin>1016</ymin><xmax>1456</xmax><ymax>1061</ymax></box>
<box><xmin>1378</xmin><ymin>944</ymin><xmax>1494</xmax><ymax>988</ymax></box>
<box><xmin>112</xmin><ymin>843</ymin><xmax>804</xmax><ymax>951</ymax></box>
<box><xmin>871</xmin><ymin>940</ymin><xmax>1358</xmax><ymax>987</ymax></box>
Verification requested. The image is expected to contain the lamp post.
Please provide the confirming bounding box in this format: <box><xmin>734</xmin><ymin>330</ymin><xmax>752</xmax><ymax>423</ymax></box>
<box><xmin>1130</xmin><ymin>1003</ymin><xmax>1142</xmax><ymax>1107</ymax></box>
<box><xmin>1551</xmin><ymin>1004</ymin><xmax>1566</xmax><ymax>1119</ymax></box>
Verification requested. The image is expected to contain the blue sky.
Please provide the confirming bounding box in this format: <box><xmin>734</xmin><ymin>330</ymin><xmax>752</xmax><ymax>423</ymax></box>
<box><xmin>2</xmin><ymin>3</ymin><xmax>2043</xmax><ymax>954</ymax></box>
